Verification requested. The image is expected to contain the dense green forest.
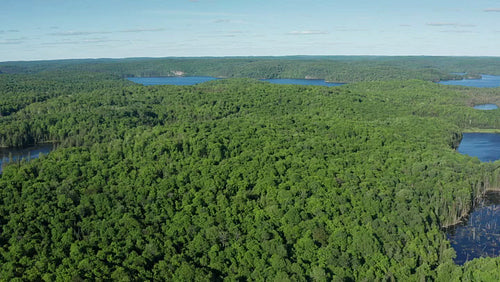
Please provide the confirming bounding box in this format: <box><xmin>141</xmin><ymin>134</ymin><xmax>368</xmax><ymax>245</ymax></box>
<box><xmin>0</xmin><ymin>58</ymin><xmax>500</xmax><ymax>280</ymax></box>
<box><xmin>3</xmin><ymin>56</ymin><xmax>500</xmax><ymax>83</ymax></box>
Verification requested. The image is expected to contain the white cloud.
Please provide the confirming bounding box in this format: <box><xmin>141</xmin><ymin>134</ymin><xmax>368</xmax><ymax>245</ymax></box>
<box><xmin>144</xmin><ymin>9</ymin><xmax>240</xmax><ymax>17</ymax></box>
<box><xmin>287</xmin><ymin>30</ymin><xmax>328</xmax><ymax>35</ymax></box>
<box><xmin>0</xmin><ymin>30</ymin><xmax>20</xmax><ymax>34</ymax></box>
<box><xmin>213</xmin><ymin>19</ymin><xmax>231</xmax><ymax>23</ymax></box>
<box><xmin>212</xmin><ymin>19</ymin><xmax>246</xmax><ymax>25</ymax></box>
<box><xmin>427</xmin><ymin>22</ymin><xmax>458</xmax><ymax>26</ymax></box>
<box><xmin>439</xmin><ymin>30</ymin><xmax>475</xmax><ymax>33</ymax></box>
<box><xmin>0</xmin><ymin>39</ymin><xmax>24</xmax><ymax>45</ymax></box>
<box><xmin>426</xmin><ymin>23</ymin><xmax>476</xmax><ymax>27</ymax></box>
<box><xmin>335</xmin><ymin>28</ymin><xmax>367</xmax><ymax>32</ymax></box>
<box><xmin>120</xmin><ymin>28</ymin><xmax>166</xmax><ymax>33</ymax></box>
<box><xmin>42</xmin><ymin>38</ymin><xmax>123</xmax><ymax>46</ymax></box>
<box><xmin>49</xmin><ymin>31</ymin><xmax>111</xmax><ymax>36</ymax></box>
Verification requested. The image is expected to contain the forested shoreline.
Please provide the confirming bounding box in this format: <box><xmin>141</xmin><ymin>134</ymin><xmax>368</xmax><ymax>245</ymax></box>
<box><xmin>3</xmin><ymin>56</ymin><xmax>500</xmax><ymax>83</ymax></box>
<box><xmin>1</xmin><ymin>58</ymin><xmax>500</xmax><ymax>280</ymax></box>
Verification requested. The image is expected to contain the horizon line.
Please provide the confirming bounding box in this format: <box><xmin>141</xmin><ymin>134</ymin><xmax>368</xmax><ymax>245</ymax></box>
<box><xmin>3</xmin><ymin>54</ymin><xmax>500</xmax><ymax>64</ymax></box>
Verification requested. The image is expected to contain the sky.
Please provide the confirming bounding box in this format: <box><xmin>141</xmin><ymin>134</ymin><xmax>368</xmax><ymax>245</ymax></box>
<box><xmin>1</xmin><ymin>0</ymin><xmax>500</xmax><ymax>62</ymax></box>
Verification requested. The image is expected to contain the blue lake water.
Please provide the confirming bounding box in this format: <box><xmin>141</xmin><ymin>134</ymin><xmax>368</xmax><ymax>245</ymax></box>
<box><xmin>446</xmin><ymin>133</ymin><xmax>500</xmax><ymax>265</ymax></box>
<box><xmin>261</xmin><ymin>78</ymin><xmax>345</xmax><ymax>87</ymax></box>
<box><xmin>446</xmin><ymin>191</ymin><xmax>500</xmax><ymax>265</ymax></box>
<box><xmin>0</xmin><ymin>144</ymin><xmax>54</xmax><ymax>174</ymax></box>
<box><xmin>439</xmin><ymin>75</ymin><xmax>500</xmax><ymax>88</ymax></box>
<box><xmin>127</xmin><ymin>76</ymin><xmax>218</xmax><ymax>86</ymax></box>
<box><xmin>457</xmin><ymin>133</ymin><xmax>500</xmax><ymax>162</ymax></box>
<box><xmin>127</xmin><ymin>77</ymin><xmax>346</xmax><ymax>87</ymax></box>
<box><xmin>473</xmin><ymin>104</ymin><xmax>498</xmax><ymax>110</ymax></box>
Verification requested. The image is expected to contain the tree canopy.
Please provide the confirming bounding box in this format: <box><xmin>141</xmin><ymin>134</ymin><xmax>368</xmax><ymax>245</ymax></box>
<box><xmin>0</xmin><ymin>59</ymin><xmax>500</xmax><ymax>280</ymax></box>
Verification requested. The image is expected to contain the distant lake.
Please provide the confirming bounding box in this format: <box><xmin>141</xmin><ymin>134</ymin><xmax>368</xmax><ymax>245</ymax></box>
<box><xmin>439</xmin><ymin>75</ymin><xmax>500</xmax><ymax>88</ymax></box>
<box><xmin>127</xmin><ymin>76</ymin><xmax>218</xmax><ymax>86</ymax></box>
<box><xmin>473</xmin><ymin>104</ymin><xmax>498</xmax><ymax>110</ymax></box>
<box><xmin>261</xmin><ymin>78</ymin><xmax>345</xmax><ymax>87</ymax></box>
<box><xmin>457</xmin><ymin>133</ymin><xmax>500</xmax><ymax>162</ymax></box>
<box><xmin>127</xmin><ymin>77</ymin><xmax>347</xmax><ymax>87</ymax></box>
<box><xmin>0</xmin><ymin>144</ymin><xmax>54</xmax><ymax>174</ymax></box>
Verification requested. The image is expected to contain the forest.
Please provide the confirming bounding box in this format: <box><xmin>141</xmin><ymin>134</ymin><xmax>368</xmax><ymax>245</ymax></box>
<box><xmin>3</xmin><ymin>56</ymin><xmax>500</xmax><ymax>82</ymax></box>
<box><xmin>0</xmin><ymin>57</ymin><xmax>500</xmax><ymax>280</ymax></box>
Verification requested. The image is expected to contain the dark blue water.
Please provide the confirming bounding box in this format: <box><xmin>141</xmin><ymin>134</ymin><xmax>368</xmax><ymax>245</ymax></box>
<box><xmin>473</xmin><ymin>104</ymin><xmax>498</xmax><ymax>110</ymax></box>
<box><xmin>446</xmin><ymin>191</ymin><xmax>500</xmax><ymax>265</ymax></box>
<box><xmin>127</xmin><ymin>76</ymin><xmax>218</xmax><ymax>86</ymax></box>
<box><xmin>0</xmin><ymin>144</ymin><xmax>54</xmax><ymax>174</ymax></box>
<box><xmin>261</xmin><ymin>78</ymin><xmax>345</xmax><ymax>87</ymax></box>
<box><xmin>439</xmin><ymin>75</ymin><xmax>500</xmax><ymax>88</ymax></box>
<box><xmin>457</xmin><ymin>133</ymin><xmax>500</xmax><ymax>162</ymax></box>
<box><xmin>446</xmin><ymin>133</ymin><xmax>500</xmax><ymax>264</ymax></box>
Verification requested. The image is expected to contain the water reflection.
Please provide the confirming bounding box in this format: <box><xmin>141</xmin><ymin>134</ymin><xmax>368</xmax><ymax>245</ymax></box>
<box><xmin>0</xmin><ymin>143</ymin><xmax>54</xmax><ymax>174</ymax></box>
<box><xmin>446</xmin><ymin>191</ymin><xmax>500</xmax><ymax>265</ymax></box>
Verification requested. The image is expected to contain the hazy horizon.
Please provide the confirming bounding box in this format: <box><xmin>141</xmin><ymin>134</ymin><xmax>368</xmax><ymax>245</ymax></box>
<box><xmin>4</xmin><ymin>54</ymin><xmax>500</xmax><ymax>64</ymax></box>
<box><xmin>1</xmin><ymin>0</ymin><xmax>500</xmax><ymax>62</ymax></box>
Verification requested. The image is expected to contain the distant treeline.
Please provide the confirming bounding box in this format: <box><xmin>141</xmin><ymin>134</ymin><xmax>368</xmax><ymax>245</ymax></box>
<box><xmin>2</xmin><ymin>56</ymin><xmax>500</xmax><ymax>82</ymax></box>
<box><xmin>0</xmin><ymin>65</ymin><xmax>500</xmax><ymax>280</ymax></box>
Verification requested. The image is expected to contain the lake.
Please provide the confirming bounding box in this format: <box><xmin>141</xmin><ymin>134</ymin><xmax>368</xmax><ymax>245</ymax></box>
<box><xmin>261</xmin><ymin>78</ymin><xmax>345</xmax><ymax>87</ymax></box>
<box><xmin>446</xmin><ymin>133</ymin><xmax>500</xmax><ymax>264</ymax></box>
<box><xmin>127</xmin><ymin>77</ymin><xmax>346</xmax><ymax>87</ymax></box>
<box><xmin>473</xmin><ymin>104</ymin><xmax>498</xmax><ymax>110</ymax></box>
<box><xmin>438</xmin><ymin>75</ymin><xmax>500</xmax><ymax>88</ymax></box>
<box><xmin>127</xmin><ymin>76</ymin><xmax>218</xmax><ymax>86</ymax></box>
<box><xmin>457</xmin><ymin>133</ymin><xmax>500</xmax><ymax>162</ymax></box>
<box><xmin>446</xmin><ymin>191</ymin><xmax>500</xmax><ymax>265</ymax></box>
<box><xmin>0</xmin><ymin>143</ymin><xmax>54</xmax><ymax>174</ymax></box>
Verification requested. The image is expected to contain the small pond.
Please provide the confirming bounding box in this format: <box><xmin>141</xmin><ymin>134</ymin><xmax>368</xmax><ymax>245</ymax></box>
<box><xmin>446</xmin><ymin>133</ymin><xmax>500</xmax><ymax>264</ymax></box>
<box><xmin>0</xmin><ymin>143</ymin><xmax>54</xmax><ymax>174</ymax></box>
<box><xmin>438</xmin><ymin>75</ymin><xmax>500</xmax><ymax>88</ymax></box>
<box><xmin>473</xmin><ymin>104</ymin><xmax>498</xmax><ymax>110</ymax></box>
<box><xmin>127</xmin><ymin>76</ymin><xmax>218</xmax><ymax>86</ymax></box>
<box><xmin>261</xmin><ymin>78</ymin><xmax>345</xmax><ymax>87</ymax></box>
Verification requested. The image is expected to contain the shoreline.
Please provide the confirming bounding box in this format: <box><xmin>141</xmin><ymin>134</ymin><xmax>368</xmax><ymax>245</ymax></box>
<box><xmin>462</xmin><ymin>128</ymin><xmax>500</xmax><ymax>134</ymax></box>
<box><xmin>442</xmin><ymin>188</ymin><xmax>500</xmax><ymax>229</ymax></box>
<box><xmin>0</xmin><ymin>141</ymin><xmax>57</xmax><ymax>150</ymax></box>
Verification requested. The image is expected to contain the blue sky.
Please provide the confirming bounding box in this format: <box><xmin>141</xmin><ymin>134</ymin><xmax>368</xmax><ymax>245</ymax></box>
<box><xmin>1</xmin><ymin>0</ymin><xmax>499</xmax><ymax>61</ymax></box>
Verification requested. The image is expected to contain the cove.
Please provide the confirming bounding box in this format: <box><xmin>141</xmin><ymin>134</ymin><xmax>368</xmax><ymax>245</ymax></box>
<box><xmin>457</xmin><ymin>133</ymin><xmax>500</xmax><ymax>162</ymax></box>
<box><xmin>445</xmin><ymin>133</ymin><xmax>500</xmax><ymax>265</ymax></box>
<box><xmin>0</xmin><ymin>143</ymin><xmax>54</xmax><ymax>174</ymax></box>
<box><xmin>438</xmin><ymin>74</ymin><xmax>500</xmax><ymax>88</ymax></box>
<box><xmin>127</xmin><ymin>76</ymin><xmax>218</xmax><ymax>86</ymax></box>
<box><xmin>261</xmin><ymin>78</ymin><xmax>345</xmax><ymax>87</ymax></box>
